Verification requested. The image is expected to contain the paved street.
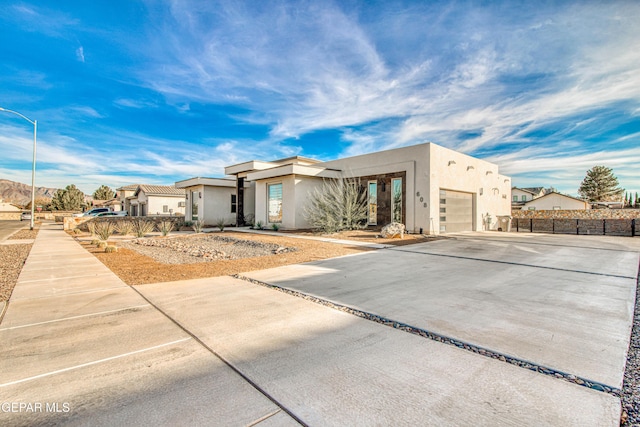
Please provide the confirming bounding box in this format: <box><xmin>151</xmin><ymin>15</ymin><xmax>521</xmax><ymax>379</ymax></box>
<box><xmin>0</xmin><ymin>220</ymin><xmax>27</xmax><ymax>241</ymax></box>
<box><xmin>1</xmin><ymin>225</ymin><xmax>637</xmax><ymax>425</ymax></box>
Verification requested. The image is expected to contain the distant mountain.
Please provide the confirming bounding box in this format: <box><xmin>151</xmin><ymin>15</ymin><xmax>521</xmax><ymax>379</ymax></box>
<box><xmin>0</xmin><ymin>179</ymin><xmax>58</xmax><ymax>207</ymax></box>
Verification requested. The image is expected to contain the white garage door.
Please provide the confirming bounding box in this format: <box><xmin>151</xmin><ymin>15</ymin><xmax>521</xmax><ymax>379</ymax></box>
<box><xmin>439</xmin><ymin>189</ymin><xmax>473</xmax><ymax>232</ymax></box>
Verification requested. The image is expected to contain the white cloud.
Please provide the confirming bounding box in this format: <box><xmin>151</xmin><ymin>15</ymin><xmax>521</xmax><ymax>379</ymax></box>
<box><xmin>76</xmin><ymin>46</ymin><xmax>85</xmax><ymax>62</ymax></box>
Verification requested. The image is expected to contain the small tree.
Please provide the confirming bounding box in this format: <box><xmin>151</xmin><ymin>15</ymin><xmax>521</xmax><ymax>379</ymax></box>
<box><xmin>25</xmin><ymin>197</ymin><xmax>52</xmax><ymax>211</ymax></box>
<box><xmin>577</xmin><ymin>166</ymin><xmax>624</xmax><ymax>202</ymax></box>
<box><xmin>93</xmin><ymin>185</ymin><xmax>115</xmax><ymax>200</ymax></box>
<box><xmin>303</xmin><ymin>176</ymin><xmax>368</xmax><ymax>233</ymax></box>
<box><xmin>50</xmin><ymin>184</ymin><xmax>85</xmax><ymax>211</ymax></box>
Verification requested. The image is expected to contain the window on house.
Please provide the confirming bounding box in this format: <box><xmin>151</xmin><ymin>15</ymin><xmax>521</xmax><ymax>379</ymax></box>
<box><xmin>163</xmin><ymin>205</ymin><xmax>168</xmax><ymax>213</ymax></box>
<box><xmin>513</xmin><ymin>196</ymin><xmax>518</xmax><ymax>202</ymax></box>
<box><xmin>231</xmin><ymin>194</ymin><xmax>237</xmax><ymax>213</ymax></box>
<box><xmin>191</xmin><ymin>191</ymin><xmax>199</xmax><ymax>220</ymax></box>
<box><xmin>368</xmin><ymin>181</ymin><xmax>377</xmax><ymax>225</ymax></box>
<box><xmin>521</xmin><ymin>195</ymin><xmax>527</xmax><ymax>201</ymax></box>
<box><xmin>391</xmin><ymin>178</ymin><xmax>402</xmax><ymax>223</ymax></box>
<box><xmin>268</xmin><ymin>183</ymin><xmax>283</xmax><ymax>223</ymax></box>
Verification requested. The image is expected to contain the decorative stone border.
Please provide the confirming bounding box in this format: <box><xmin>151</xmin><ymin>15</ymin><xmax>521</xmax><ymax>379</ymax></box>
<box><xmin>233</xmin><ymin>274</ymin><xmax>621</xmax><ymax>397</ymax></box>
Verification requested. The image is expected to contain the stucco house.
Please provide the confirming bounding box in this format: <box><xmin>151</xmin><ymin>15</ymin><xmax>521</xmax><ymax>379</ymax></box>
<box><xmin>223</xmin><ymin>142</ymin><xmax>511</xmax><ymax>234</ymax></box>
<box><xmin>521</xmin><ymin>192</ymin><xmax>589</xmax><ymax>211</ymax></box>
<box><xmin>175</xmin><ymin>177</ymin><xmax>255</xmax><ymax>225</ymax></box>
<box><xmin>116</xmin><ymin>184</ymin><xmax>140</xmax><ymax>215</ymax></box>
<box><xmin>512</xmin><ymin>187</ymin><xmax>546</xmax><ymax>209</ymax></box>
<box><xmin>128</xmin><ymin>185</ymin><xmax>186</xmax><ymax>217</ymax></box>
<box><xmin>0</xmin><ymin>200</ymin><xmax>20</xmax><ymax>211</ymax></box>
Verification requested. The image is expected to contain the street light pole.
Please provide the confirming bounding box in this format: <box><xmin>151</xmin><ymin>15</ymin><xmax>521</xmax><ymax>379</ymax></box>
<box><xmin>0</xmin><ymin>107</ymin><xmax>37</xmax><ymax>230</ymax></box>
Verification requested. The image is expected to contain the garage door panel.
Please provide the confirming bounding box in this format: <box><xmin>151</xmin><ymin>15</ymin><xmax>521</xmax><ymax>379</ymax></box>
<box><xmin>440</xmin><ymin>189</ymin><xmax>472</xmax><ymax>232</ymax></box>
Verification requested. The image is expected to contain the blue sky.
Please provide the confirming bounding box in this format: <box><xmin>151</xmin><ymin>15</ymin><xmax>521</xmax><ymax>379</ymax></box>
<box><xmin>1</xmin><ymin>1</ymin><xmax>639</xmax><ymax>197</ymax></box>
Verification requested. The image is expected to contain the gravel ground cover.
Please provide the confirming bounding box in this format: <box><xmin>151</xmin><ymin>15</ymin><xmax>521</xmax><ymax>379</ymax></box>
<box><xmin>119</xmin><ymin>234</ymin><xmax>296</xmax><ymax>264</ymax></box>
<box><xmin>0</xmin><ymin>227</ymin><xmax>38</xmax><ymax>302</ymax></box>
<box><xmin>86</xmin><ymin>231</ymin><xmax>373</xmax><ymax>285</ymax></box>
<box><xmin>622</xmin><ymin>276</ymin><xmax>640</xmax><ymax>426</ymax></box>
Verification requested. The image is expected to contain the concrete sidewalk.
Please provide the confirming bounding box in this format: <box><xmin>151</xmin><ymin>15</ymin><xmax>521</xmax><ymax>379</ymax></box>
<box><xmin>0</xmin><ymin>223</ymin><xmax>296</xmax><ymax>426</ymax></box>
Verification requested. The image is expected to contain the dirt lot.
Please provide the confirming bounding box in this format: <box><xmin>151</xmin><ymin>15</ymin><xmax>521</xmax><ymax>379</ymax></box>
<box><xmin>80</xmin><ymin>229</ymin><xmax>440</xmax><ymax>286</ymax></box>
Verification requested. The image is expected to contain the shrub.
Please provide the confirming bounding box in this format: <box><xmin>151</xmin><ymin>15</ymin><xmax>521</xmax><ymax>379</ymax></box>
<box><xmin>97</xmin><ymin>241</ymin><xmax>108</xmax><ymax>249</ymax></box>
<box><xmin>132</xmin><ymin>219</ymin><xmax>156</xmax><ymax>238</ymax></box>
<box><xmin>271</xmin><ymin>223</ymin><xmax>280</xmax><ymax>231</ymax></box>
<box><xmin>91</xmin><ymin>239</ymin><xmax>100</xmax><ymax>245</ymax></box>
<box><xmin>303</xmin><ymin>176</ymin><xmax>368</xmax><ymax>233</ymax></box>
<box><xmin>254</xmin><ymin>220</ymin><xmax>264</xmax><ymax>230</ymax></box>
<box><xmin>158</xmin><ymin>219</ymin><xmax>174</xmax><ymax>236</ymax></box>
<box><xmin>87</xmin><ymin>221</ymin><xmax>96</xmax><ymax>236</ymax></box>
<box><xmin>114</xmin><ymin>220</ymin><xmax>135</xmax><ymax>236</ymax></box>
<box><xmin>93</xmin><ymin>220</ymin><xmax>115</xmax><ymax>241</ymax></box>
<box><xmin>192</xmin><ymin>219</ymin><xmax>205</xmax><ymax>233</ymax></box>
<box><xmin>243</xmin><ymin>213</ymin><xmax>255</xmax><ymax>227</ymax></box>
<box><xmin>105</xmin><ymin>245</ymin><xmax>118</xmax><ymax>253</ymax></box>
<box><xmin>216</xmin><ymin>218</ymin><xmax>226</xmax><ymax>231</ymax></box>
<box><xmin>73</xmin><ymin>228</ymin><xmax>83</xmax><ymax>235</ymax></box>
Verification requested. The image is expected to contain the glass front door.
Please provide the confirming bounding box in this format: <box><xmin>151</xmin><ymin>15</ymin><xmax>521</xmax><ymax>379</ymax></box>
<box><xmin>368</xmin><ymin>181</ymin><xmax>377</xmax><ymax>225</ymax></box>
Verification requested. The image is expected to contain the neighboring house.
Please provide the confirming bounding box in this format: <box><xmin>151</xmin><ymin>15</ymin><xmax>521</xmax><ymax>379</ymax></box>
<box><xmin>116</xmin><ymin>184</ymin><xmax>140</xmax><ymax>215</ymax></box>
<box><xmin>129</xmin><ymin>185</ymin><xmax>186</xmax><ymax>217</ymax></box>
<box><xmin>521</xmin><ymin>192</ymin><xmax>589</xmax><ymax>211</ymax></box>
<box><xmin>511</xmin><ymin>187</ymin><xmax>546</xmax><ymax>209</ymax></box>
<box><xmin>175</xmin><ymin>177</ymin><xmax>254</xmax><ymax>225</ymax></box>
<box><xmin>0</xmin><ymin>199</ymin><xmax>21</xmax><ymax>220</ymax></box>
<box><xmin>91</xmin><ymin>198</ymin><xmax>122</xmax><ymax>212</ymax></box>
<box><xmin>0</xmin><ymin>200</ymin><xmax>20</xmax><ymax>211</ymax></box>
<box><xmin>223</xmin><ymin>142</ymin><xmax>511</xmax><ymax>233</ymax></box>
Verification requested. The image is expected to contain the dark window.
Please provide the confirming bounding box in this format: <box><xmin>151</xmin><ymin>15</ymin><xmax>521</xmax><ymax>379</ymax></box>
<box><xmin>231</xmin><ymin>194</ymin><xmax>237</xmax><ymax>213</ymax></box>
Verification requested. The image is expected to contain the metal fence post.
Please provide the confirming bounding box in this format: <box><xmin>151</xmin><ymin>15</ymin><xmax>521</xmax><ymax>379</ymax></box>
<box><xmin>576</xmin><ymin>219</ymin><xmax>579</xmax><ymax>235</ymax></box>
<box><xmin>603</xmin><ymin>219</ymin><xmax>606</xmax><ymax>236</ymax></box>
<box><xmin>633</xmin><ymin>219</ymin><xmax>636</xmax><ymax>237</ymax></box>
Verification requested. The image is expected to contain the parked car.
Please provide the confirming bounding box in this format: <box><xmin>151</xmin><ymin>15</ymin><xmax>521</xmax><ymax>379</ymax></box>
<box><xmin>95</xmin><ymin>211</ymin><xmax>128</xmax><ymax>217</ymax></box>
<box><xmin>72</xmin><ymin>208</ymin><xmax>111</xmax><ymax>217</ymax></box>
<box><xmin>20</xmin><ymin>212</ymin><xmax>32</xmax><ymax>221</ymax></box>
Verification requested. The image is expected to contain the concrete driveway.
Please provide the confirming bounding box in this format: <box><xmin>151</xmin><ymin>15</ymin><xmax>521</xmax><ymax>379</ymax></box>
<box><xmin>245</xmin><ymin>232</ymin><xmax>640</xmax><ymax>391</ymax></box>
<box><xmin>2</xmin><ymin>226</ymin><xmax>636</xmax><ymax>426</ymax></box>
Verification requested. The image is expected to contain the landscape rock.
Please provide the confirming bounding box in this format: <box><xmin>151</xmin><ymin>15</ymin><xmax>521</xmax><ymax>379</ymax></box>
<box><xmin>381</xmin><ymin>222</ymin><xmax>405</xmax><ymax>239</ymax></box>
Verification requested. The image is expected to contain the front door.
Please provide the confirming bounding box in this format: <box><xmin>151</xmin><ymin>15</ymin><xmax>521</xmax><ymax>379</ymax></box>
<box><xmin>368</xmin><ymin>181</ymin><xmax>377</xmax><ymax>225</ymax></box>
